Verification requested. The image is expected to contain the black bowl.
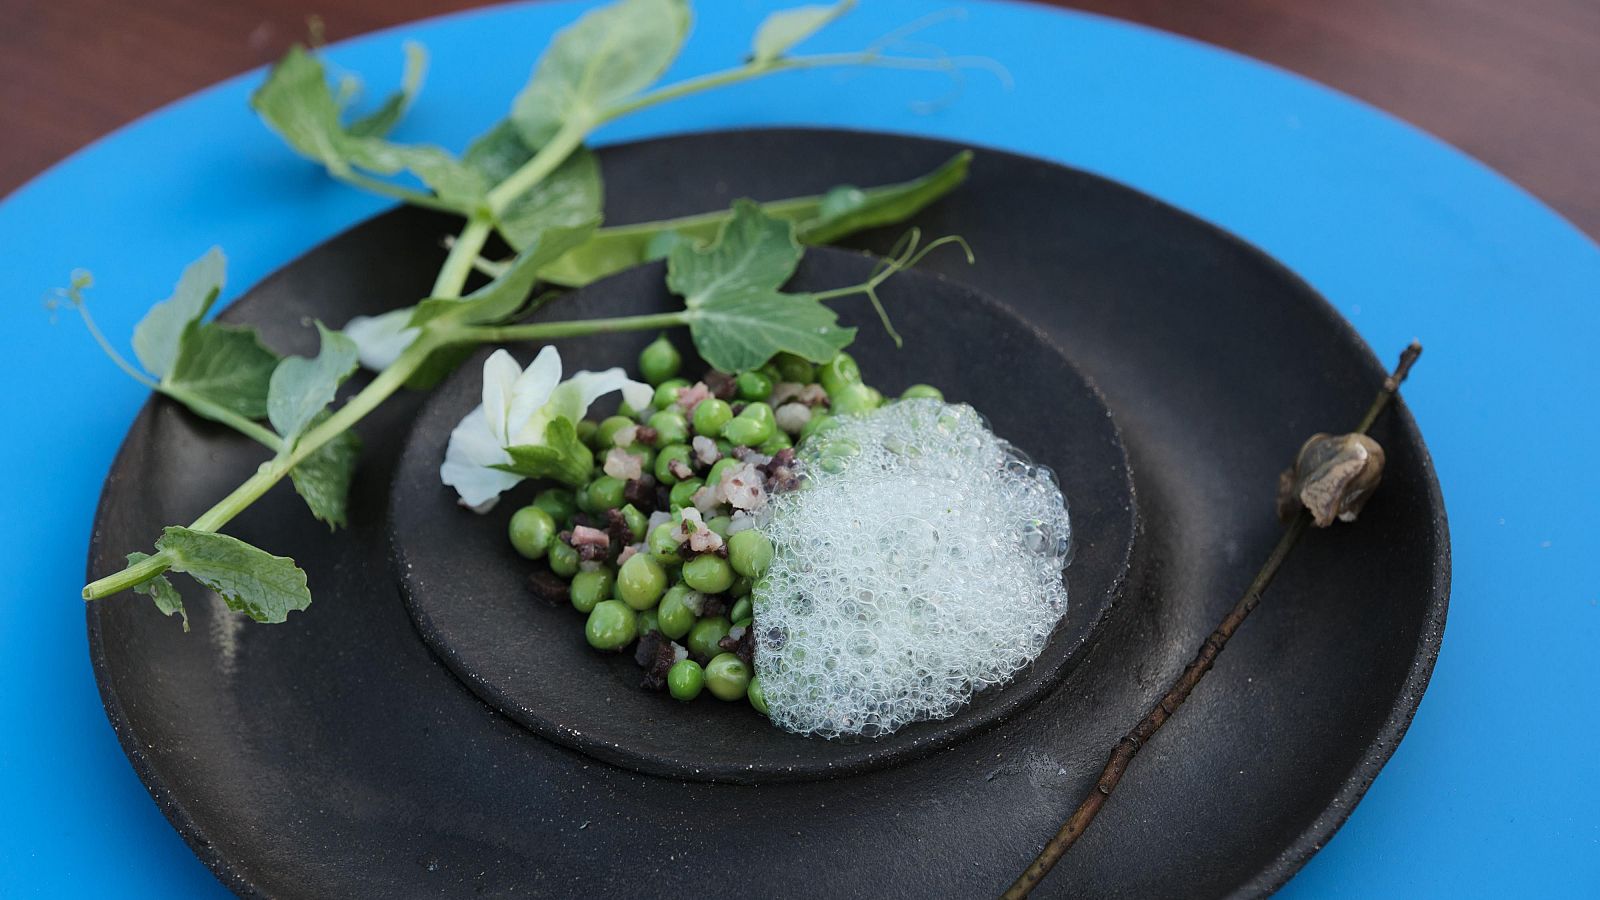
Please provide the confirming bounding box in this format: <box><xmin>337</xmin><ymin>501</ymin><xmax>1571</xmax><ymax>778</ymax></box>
<box><xmin>390</xmin><ymin>252</ymin><xmax>1136</xmax><ymax>783</ymax></box>
<box><xmin>87</xmin><ymin>128</ymin><xmax>1447</xmax><ymax>898</ymax></box>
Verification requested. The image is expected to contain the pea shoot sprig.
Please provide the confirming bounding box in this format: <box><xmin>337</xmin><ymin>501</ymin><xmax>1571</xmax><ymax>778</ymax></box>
<box><xmin>63</xmin><ymin>0</ymin><xmax>980</xmax><ymax>628</ymax></box>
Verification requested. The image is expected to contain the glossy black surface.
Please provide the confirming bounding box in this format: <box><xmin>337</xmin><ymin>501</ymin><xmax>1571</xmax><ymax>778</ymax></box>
<box><xmin>392</xmin><ymin>258</ymin><xmax>1135</xmax><ymax>783</ymax></box>
<box><xmin>88</xmin><ymin>129</ymin><xmax>1448</xmax><ymax>899</ymax></box>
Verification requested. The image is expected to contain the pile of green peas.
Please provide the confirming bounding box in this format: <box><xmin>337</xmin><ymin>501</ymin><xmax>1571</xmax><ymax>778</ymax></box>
<box><xmin>503</xmin><ymin>333</ymin><xmax>943</xmax><ymax>716</ymax></box>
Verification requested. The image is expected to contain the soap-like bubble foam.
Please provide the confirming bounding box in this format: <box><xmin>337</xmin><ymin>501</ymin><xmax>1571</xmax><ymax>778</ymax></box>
<box><xmin>754</xmin><ymin>399</ymin><xmax>1072</xmax><ymax>738</ymax></box>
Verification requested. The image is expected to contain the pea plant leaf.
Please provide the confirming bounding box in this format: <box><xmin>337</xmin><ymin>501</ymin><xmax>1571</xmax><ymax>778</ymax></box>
<box><xmin>267</xmin><ymin>322</ymin><xmax>359</xmax><ymax>444</ymax></box>
<box><xmin>751</xmin><ymin>1</ymin><xmax>855</xmax><ymax>64</ymax></box>
<box><xmin>496</xmin><ymin>418</ymin><xmax>594</xmax><ymax>488</ymax></box>
<box><xmin>290</xmin><ymin>422</ymin><xmax>362</xmax><ymax>529</ymax></box>
<box><xmin>127</xmin><ymin>553</ymin><xmax>188</xmax><ymax>632</ymax></box>
<box><xmin>669</xmin><ymin>199</ymin><xmax>855</xmax><ymax>372</ymax></box>
<box><xmin>131</xmin><ymin>246</ymin><xmax>226</xmax><ymax>378</ymax></box>
<box><xmin>509</xmin><ymin>0</ymin><xmax>690</xmax><ymax>146</ymax></box>
<box><xmin>155</xmin><ymin>527</ymin><xmax>312</xmax><ymax>624</ymax></box>
<box><xmin>166</xmin><ymin>322</ymin><xmax>282</xmax><ymax>420</ymax></box>
<box><xmin>252</xmin><ymin>45</ymin><xmax>482</xmax><ymax>212</ymax></box>
<box><xmin>538</xmin><ymin>152</ymin><xmax>971</xmax><ymax>287</ymax></box>
<box><xmin>345</xmin><ymin>41</ymin><xmax>427</xmax><ymax>138</ymax></box>
<box><xmin>463</xmin><ymin>121</ymin><xmax>604</xmax><ymax>251</ymax></box>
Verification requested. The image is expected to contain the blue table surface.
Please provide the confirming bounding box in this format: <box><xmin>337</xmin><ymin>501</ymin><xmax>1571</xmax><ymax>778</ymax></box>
<box><xmin>1</xmin><ymin>1</ymin><xmax>1595</xmax><ymax>895</ymax></box>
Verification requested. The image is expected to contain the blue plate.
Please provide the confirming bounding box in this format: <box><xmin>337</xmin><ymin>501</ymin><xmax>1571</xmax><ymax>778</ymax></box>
<box><xmin>2</xmin><ymin>1</ymin><xmax>1596</xmax><ymax>895</ymax></box>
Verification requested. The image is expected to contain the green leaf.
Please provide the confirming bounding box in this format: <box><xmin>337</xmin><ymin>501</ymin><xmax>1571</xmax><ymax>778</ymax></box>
<box><xmin>252</xmin><ymin>45</ymin><xmax>482</xmax><ymax>211</ymax></box>
<box><xmin>131</xmin><ymin>247</ymin><xmax>226</xmax><ymax>378</ymax></box>
<box><xmin>166</xmin><ymin>322</ymin><xmax>281</xmax><ymax>420</ymax></box>
<box><xmin>127</xmin><ymin>553</ymin><xmax>188</xmax><ymax>632</ymax></box>
<box><xmin>267</xmin><ymin>322</ymin><xmax>359</xmax><ymax>443</ymax></box>
<box><xmin>463</xmin><ymin>121</ymin><xmax>603</xmax><ymax>250</ymax></box>
<box><xmin>510</xmin><ymin>0</ymin><xmax>690</xmax><ymax>146</ymax></box>
<box><xmin>751</xmin><ymin>1</ymin><xmax>855</xmax><ymax>63</ymax></box>
<box><xmin>346</xmin><ymin>41</ymin><xmax>427</xmax><ymax>138</ymax></box>
<box><xmin>688</xmin><ymin>285</ymin><xmax>855</xmax><ymax>372</ymax></box>
<box><xmin>290</xmin><ymin>423</ymin><xmax>361</xmax><ymax>529</ymax></box>
<box><xmin>495</xmin><ymin>418</ymin><xmax>594</xmax><ymax>488</ymax></box>
<box><xmin>155</xmin><ymin>527</ymin><xmax>312</xmax><ymax>624</ymax></box>
<box><xmin>667</xmin><ymin>199</ymin><xmax>804</xmax><ymax>304</ymax></box>
<box><xmin>409</xmin><ymin>220</ymin><xmax>598</xmax><ymax>329</ymax></box>
<box><xmin>538</xmin><ymin>152</ymin><xmax>971</xmax><ymax>287</ymax></box>
<box><xmin>668</xmin><ymin>200</ymin><xmax>854</xmax><ymax>372</ymax></box>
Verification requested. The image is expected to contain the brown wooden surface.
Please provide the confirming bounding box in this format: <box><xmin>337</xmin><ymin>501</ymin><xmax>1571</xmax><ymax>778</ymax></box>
<box><xmin>3</xmin><ymin>0</ymin><xmax>1597</xmax><ymax>236</ymax></box>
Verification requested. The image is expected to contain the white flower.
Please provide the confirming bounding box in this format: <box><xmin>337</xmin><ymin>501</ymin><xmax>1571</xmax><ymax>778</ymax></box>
<box><xmin>343</xmin><ymin>308</ymin><xmax>420</xmax><ymax>371</ymax></box>
<box><xmin>439</xmin><ymin>346</ymin><xmax>653</xmax><ymax>512</ymax></box>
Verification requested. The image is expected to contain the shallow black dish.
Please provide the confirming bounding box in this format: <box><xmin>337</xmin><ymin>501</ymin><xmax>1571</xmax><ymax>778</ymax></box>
<box><xmin>392</xmin><ymin>258</ymin><xmax>1136</xmax><ymax>784</ymax></box>
<box><xmin>88</xmin><ymin>128</ymin><xmax>1448</xmax><ymax>899</ymax></box>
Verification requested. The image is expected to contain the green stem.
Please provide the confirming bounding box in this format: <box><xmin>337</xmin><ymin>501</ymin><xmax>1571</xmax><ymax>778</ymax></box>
<box><xmin>431</xmin><ymin>216</ymin><xmax>493</xmax><ymax>298</ymax></box>
<box><xmin>486</xmin><ymin>119</ymin><xmax>590</xmax><ymax>214</ymax></box>
<box><xmin>461</xmin><ymin>310</ymin><xmax>690</xmax><ymax>344</ymax></box>
<box><xmin>333</xmin><ymin>170</ymin><xmax>463</xmax><ymax>214</ymax></box>
<box><xmin>159</xmin><ymin>385</ymin><xmax>284</xmax><ymax>450</ymax></box>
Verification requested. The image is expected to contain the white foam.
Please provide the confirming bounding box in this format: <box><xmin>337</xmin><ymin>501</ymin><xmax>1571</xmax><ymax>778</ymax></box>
<box><xmin>754</xmin><ymin>399</ymin><xmax>1072</xmax><ymax>738</ymax></box>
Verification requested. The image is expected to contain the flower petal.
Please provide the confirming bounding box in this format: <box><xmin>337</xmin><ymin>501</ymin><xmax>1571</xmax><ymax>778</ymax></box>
<box><xmin>545</xmin><ymin>367</ymin><xmax>654</xmax><ymax>424</ymax></box>
<box><xmin>480</xmin><ymin>349</ymin><xmax>524</xmax><ymax>447</ymax></box>
<box><xmin>506</xmin><ymin>345</ymin><xmax>563</xmax><ymax>440</ymax></box>
<box><xmin>343</xmin><ymin>309</ymin><xmax>419</xmax><ymax>371</ymax></box>
<box><xmin>439</xmin><ymin>404</ymin><xmax>521</xmax><ymax>512</ymax></box>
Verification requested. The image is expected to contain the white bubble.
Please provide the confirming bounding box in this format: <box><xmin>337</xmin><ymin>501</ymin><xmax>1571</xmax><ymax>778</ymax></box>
<box><xmin>754</xmin><ymin>399</ymin><xmax>1072</xmax><ymax>739</ymax></box>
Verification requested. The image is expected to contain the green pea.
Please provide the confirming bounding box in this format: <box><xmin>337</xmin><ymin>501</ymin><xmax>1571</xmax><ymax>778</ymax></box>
<box><xmin>618</xmin><ymin>399</ymin><xmax>646</xmax><ymax>421</ymax></box>
<box><xmin>585</xmin><ymin>475</ymin><xmax>626</xmax><ymax>512</ymax></box>
<box><xmin>735</xmin><ymin>370</ymin><xmax>773</xmax><ymax>401</ymax></box>
<box><xmin>682</xmin><ymin>554</ymin><xmax>735</xmax><ymax>594</ymax></box>
<box><xmin>707</xmin><ymin>457</ymin><xmax>740</xmax><ymax>487</ymax></box>
<box><xmin>647</xmin><ymin>410</ymin><xmax>690</xmax><ymax>446</ymax></box>
<box><xmin>818</xmin><ymin>352</ymin><xmax>862</xmax><ymax>397</ymax></box>
<box><xmin>570</xmin><ymin>567</ymin><xmax>615</xmax><ymax>614</ymax></box>
<box><xmin>705</xmin><ymin>652</ymin><xmax>751</xmax><ymax>701</ymax></box>
<box><xmin>758</xmin><ymin>431</ymin><xmax>792</xmax><ymax>455</ymax></box>
<box><xmin>619</xmin><ymin>504</ymin><xmax>648</xmax><ymax>543</ymax></box>
<box><xmin>636</xmin><ymin>607</ymin><xmax>660</xmax><ymax>636</ymax></box>
<box><xmin>655</xmin><ymin>444</ymin><xmax>694</xmax><ymax>485</ymax></box>
<box><xmin>532</xmin><ymin>488</ymin><xmax>577</xmax><ymax>525</ymax></box>
<box><xmin>575</xmin><ymin>419</ymin><xmax>598</xmax><ymax>446</ymax></box>
<box><xmin>648</xmin><ymin>522</ymin><xmax>682</xmax><ymax>563</ymax></box>
<box><xmin>715</xmin><ymin>438</ymin><xmax>734</xmax><ymax>457</ymax></box>
<box><xmin>585</xmin><ymin>600</ymin><xmax>638</xmax><ymax>651</ymax></box>
<box><xmin>653</xmin><ymin>378</ymin><xmax>689</xmax><ymax>410</ymax></box>
<box><xmin>863</xmin><ymin>386</ymin><xmax>884</xmax><ymax>408</ymax></box>
<box><xmin>800</xmin><ymin>413</ymin><xmax>836</xmax><ymax>441</ymax></box>
<box><xmin>507</xmin><ymin>506</ymin><xmax>556</xmax><ymax>559</ymax></box>
<box><xmin>747</xmin><ymin>675</ymin><xmax>769</xmax><ymax>715</ymax></box>
<box><xmin>706</xmin><ymin>515</ymin><xmax>733</xmax><ymax>539</ymax></box>
<box><xmin>667</xmin><ymin>659</ymin><xmax>704</xmax><ymax>701</ymax></box>
<box><xmin>773</xmin><ymin>353</ymin><xmax>815</xmax><ymax>384</ymax></box>
<box><xmin>668</xmin><ymin>478</ymin><xmax>704</xmax><ymax>510</ymax></box>
<box><xmin>687</xmin><ymin>615</ymin><xmax>731</xmax><ymax>660</ymax></box>
<box><xmin>730</xmin><ymin>596</ymin><xmax>753</xmax><ymax>626</ymax></box>
<box><xmin>692</xmin><ymin>398</ymin><xmax>733</xmax><ymax>437</ymax></box>
<box><xmin>595</xmin><ymin>415</ymin><xmax>635</xmax><ymax>449</ymax></box>
<box><xmin>547</xmin><ymin>541</ymin><xmax>580</xmax><ymax>578</ymax></box>
<box><xmin>616</xmin><ymin>553</ymin><xmax>668</xmax><ymax>610</ymax></box>
<box><xmin>638</xmin><ymin>334</ymin><xmax>682</xmax><ymax>385</ymax></box>
<box><xmin>901</xmin><ymin>383</ymin><xmax>944</xmax><ymax>401</ymax></box>
<box><xmin>727</xmin><ymin>529</ymin><xmax>773</xmax><ymax>577</ymax></box>
<box><xmin>657</xmin><ymin>583</ymin><xmax>696</xmax><ymax>639</ymax></box>
<box><xmin>830</xmin><ymin>383</ymin><xmax>879</xmax><ymax>416</ymax></box>
<box><xmin>723</xmin><ymin>402</ymin><xmax>776</xmax><ymax>446</ymax></box>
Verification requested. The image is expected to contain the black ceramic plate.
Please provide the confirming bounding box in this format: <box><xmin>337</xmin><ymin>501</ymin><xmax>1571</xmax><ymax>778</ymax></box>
<box><xmin>87</xmin><ymin>129</ymin><xmax>1448</xmax><ymax>899</ymax></box>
